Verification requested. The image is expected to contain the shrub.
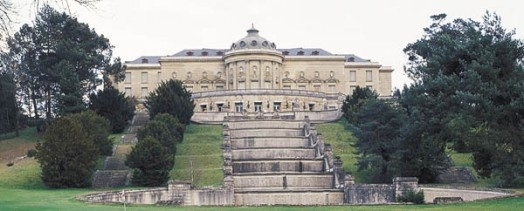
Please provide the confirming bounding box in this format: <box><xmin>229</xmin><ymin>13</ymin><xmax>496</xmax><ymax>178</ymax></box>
<box><xmin>397</xmin><ymin>190</ymin><xmax>425</xmax><ymax>204</ymax></box>
<box><xmin>26</xmin><ymin>149</ymin><xmax>37</xmax><ymax>158</ymax></box>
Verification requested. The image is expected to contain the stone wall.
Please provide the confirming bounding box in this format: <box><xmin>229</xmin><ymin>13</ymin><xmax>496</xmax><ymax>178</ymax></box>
<box><xmin>80</xmin><ymin>180</ymin><xmax>233</xmax><ymax>206</ymax></box>
<box><xmin>343</xmin><ymin>177</ymin><xmax>419</xmax><ymax>204</ymax></box>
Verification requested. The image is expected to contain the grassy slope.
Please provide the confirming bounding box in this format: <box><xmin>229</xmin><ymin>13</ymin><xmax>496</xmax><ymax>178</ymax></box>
<box><xmin>1</xmin><ymin>124</ymin><xmax>523</xmax><ymax>210</ymax></box>
<box><xmin>170</xmin><ymin>124</ymin><xmax>223</xmax><ymax>186</ymax></box>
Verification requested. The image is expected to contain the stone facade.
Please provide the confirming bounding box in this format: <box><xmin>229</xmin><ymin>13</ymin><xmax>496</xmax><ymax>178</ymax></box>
<box><xmin>117</xmin><ymin>27</ymin><xmax>393</xmax><ymax>122</ymax></box>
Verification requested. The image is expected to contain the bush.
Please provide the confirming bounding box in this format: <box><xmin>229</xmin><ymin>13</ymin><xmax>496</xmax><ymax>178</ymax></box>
<box><xmin>26</xmin><ymin>149</ymin><xmax>37</xmax><ymax>158</ymax></box>
<box><xmin>125</xmin><ymin>136</ymin><xmax>174</xmax><ymax>186</ymax></box>
<box><xmin>397</xmin><ymin>190</ymin><xmax>425</xmax><ymax>204</ymax></box>
<box><xmin>36</xmin><ymin>116</ymin><xmax>99</xmax><ymax>188</ymax></box>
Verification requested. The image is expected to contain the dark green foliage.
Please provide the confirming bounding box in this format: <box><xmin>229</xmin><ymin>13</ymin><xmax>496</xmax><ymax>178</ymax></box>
<box><xmin>71</xmin><ymin>110</ymin><xmax>113</xmax><ymax>156</ymax></box>
<box><xmin>153</xmin><ymin>113</ymin><xmax>185</xmax><ymax>142</ymax></box>
<box><xmin>403</xmin><ymin>12</ymin><xmax>524</xmax><ymax>187</ymax></box>
<box><xmin>125</xmin><ymin>136</ymin><xmax>174</xmax><ymax>187</ymax></box>
<box><xmin>26</xmin><ymin>149</ymin><xmax>37</xmax><ymax>158</ymax></box>
<box><xmin>397</xmin><ymin>190</ymin><xmax>425</xmax><ymax>204</ymax></box>
<box><xmin>137</xmin><ymin>120</ymin><xmax>177</xmax><ymax>154</ymax></box>
<box><xmin>352</xmin><ymin>99</ymin><xmax>404</xmax><ymax>183</ymax></box>
<box><xmin>146</xmin><ymin>79</ymin><xmax>194</xmax><ymax>124</ymax></box>
<box><xmin>89</xmin><ymin>87</ymin><xmax>135</xmax><ymax>133</ymax></box>
<box><xmin>0</xmin><ymin>72</ymin><xmax>17</xmax><ymax>134</ymax></box>
<box><xmin>6</xmin><ymin>5</ymin><xmax>123</xmax><ymax>119</ymax></box>
<box><xmin>35</xmin><ymin>116</ymin><xmax>99</xmax><ymax>188</ymax></box>
<box><xmin>342</xmin><ymin>86</ymin><xmax>378</xmax><ymax>124</ymax></box>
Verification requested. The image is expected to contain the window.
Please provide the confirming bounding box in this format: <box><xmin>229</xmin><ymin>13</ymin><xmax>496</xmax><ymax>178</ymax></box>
<box><xmin>298</xmin><ymin>85</ymin><xmax>306</xmax><ymax>90</ymax></box>
<box><xmin>184</xmin><ymin>85</ymin><xmax>193</xmax><ymax>92</ymax></box>
<box><xmin>283</xmin><ymin>85</ymin><xmax>291</xmax><ymax>89</ymax></box>
<box><xmin>273</xmin><ymin>102</ymin><xmax>281</xmax><ymax>112</ymax></box>
<box><xmin>216</xmin><ymin>103</ymin><xmax>224</xmax><ymax>112</ymax></box>
<box><xmin>328</xmin><ymin>84</ymin><xmax>336</xmax><ymax>93</ymax></box>
<box><xmin>124</xmin><ymin>87</ymin><xmax>131</xmax><ymax>97</ymax></box>
<box><xmin>297</xmin><ymin>51</ymin><xmax>304</xmax><ymax>55</ymax></box>
<box><xmin>200</xmin><ymin>104</ymin><xmax>207</xmax><ymax>112</ymax></box>
<box><xmin>366</xmin><ymin>85</ymin><xmax>373</xmax><ymax>90</ymax></box>
<box><xmin>366</xmin><ymin>70</ymin><xmax>372</xmax><ymax>82</ymax></box>
<box><xmin>141</xmin><ymin>72</ymin><xmax>148</xmax><ymax>84</ymax></box>
<box><xmin>157</xmin><ymin>72</ymin><xmax>162</xmax><ymax>83</ymax></box>
<box><xmin>254</xmin><ymin>102</ymin><xmax>262</xmax><ymax>112</ymax></box>
<box><xmin>141</xmin><ymin>87</ymin><xmax>148</xmax><ymax>98</ymax></box>
<box><xmin>313</xmin><ymin>84</ymin><xmax>321</xmax><ymax>91</ymax></box>
<box><xmin>235</xmin><ymin>102</ymin><xmax>243</xmax><ymax>113</ymax></box>
<box><xmin>216</xmin><ymin>85</ymin><xmax>224</xmax><ymax>90</ymax></box>
<box><xmin>201</xmin><ymin>85</ymin><xmax>208</xmax><ymax>91</ymax></box>
<box><xmin>125</xmin><ymin>72</ymin><xmax>131</xmax><ymax>84</ymax></box>
<box><xmin>349</xmin><ymin>70</ymin><xmax>356</xmax><ymax>82</ymax></box>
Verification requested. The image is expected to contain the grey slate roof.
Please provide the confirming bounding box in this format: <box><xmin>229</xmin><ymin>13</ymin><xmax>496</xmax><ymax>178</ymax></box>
<box><xmin>125</xmin><ymin>48</ymin><xmax>369</xmax><ymax>64</ymax></box>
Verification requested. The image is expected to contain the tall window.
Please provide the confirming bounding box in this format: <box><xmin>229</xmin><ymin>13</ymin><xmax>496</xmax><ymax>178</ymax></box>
<box><xmin>349</xmin><ymin>70</ymin><xmax>356</xmax><ymax>82</ymax></box>
<box><xmin>125</xmin><ymin>72</ymin><xmax>131</xmax><ymax>83</ymax></box>
<box><xmin>328</xmin><ymin>84</ymin><xmax>336</xmax><ymax>93</ymax></box>
<box><xmin>366</xmin><ymin>70</ymin><xmax>372</xmax><ymax>82</ymax></box>
<box><xmin>157</xmin><ymin>72</ymin><xmax>162</xmax><ymax>83</ymax></box>
<box><xmin>141</xmin><ymin>87</ymin><xmax>148</xmax><ymax>98</ymax></box>
<box><xmin>141</xmin><ymin>72</ymin><xmax>148</xmax><ymax>84</ymax></box>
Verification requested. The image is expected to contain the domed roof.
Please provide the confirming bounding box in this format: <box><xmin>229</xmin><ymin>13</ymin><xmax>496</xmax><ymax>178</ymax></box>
<box><xmin>230</xmin><ymin>26</ymin><xmax>276</xmax><ymax>51</ymax></box>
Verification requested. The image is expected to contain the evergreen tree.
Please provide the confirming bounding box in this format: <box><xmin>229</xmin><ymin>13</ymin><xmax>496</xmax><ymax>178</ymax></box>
<box><xmin>35</xmin><ymin>116</ymin><xmax>99</xmax><ymax>188</ymax></box>
<box><xmin>403</xmin><ymin>12</ymin><xmax>524</xmax><ymax>187</ymax></box>
<box><xmin>0</xmin><ymin>72</ymin><xmax>17</xmax><ymax>134</ymax></box>
<box><xmin>89</xmin><ymin>87</ymin><xmax>135</xmax><ymax>133</ymax></box>
<box><xmin>146</xmin><ymin>79</ymin><xmax>194</xmax><ymax>124</ymax></box>
<box><xmin>137</xmin><ymin>120</ymin><xmax>177</xmax><ymax>154</ymax></box>
<box><xmin>352</xmin><ymin>99</ymin><xmax>404</xmax><ymax>183</ymax></box>
<box><xmin>72</xmin><ymin>110</ymin><xmax>113</xmax><ymax>156</ymax></box>
<box><xmin>153</xmin><ymin>113</ymin><xmax>185</xmax><ymax>143</ymax></box>
<box><xmin>125</xmin><ymin>136</ymin><xmax>174</xmax><ymax>187</ymax></box>
<box><xmin>341</xmin><ymin>86</ymin><xmax>378</xmax><ymax>124</ymax></box>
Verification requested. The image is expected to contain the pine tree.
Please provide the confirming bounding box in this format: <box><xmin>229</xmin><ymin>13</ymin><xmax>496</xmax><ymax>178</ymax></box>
<box><xmin>146</xmin><ymin>79</ymin><xmax>194</xmax><ymax>124</ymax></box>
<box><xmin>125</xmin><ymin>136</ymin><xmax>174</xmax><ymax>187</ymax></box>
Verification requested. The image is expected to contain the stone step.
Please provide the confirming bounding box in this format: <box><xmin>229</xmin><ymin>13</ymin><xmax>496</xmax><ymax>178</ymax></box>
<box><xmin>104</xmin><ymin>156</ymin><xmax>128</xmax><ymax>170</ymax></box>
<box><xmin>232</xmin><ymin>148</ymin><xmax>316</xmax><ymax>160</ymax></box>
<box><xmin>92</xmin><ymin>170</ymin><xmax>131</xmax><ymax>188</ymax></box>
<box><xmin>229</xmin><ymin>128</ymin><xmax>304</xmax><ymax>138</ymax></box>
<box><xmin>231</xmin><ymin>137</ymin><xmax>310</xmax><ymax>149</ymax></box>
<box><xmin>234</xmin><ymin>190</ymin><xmax>344</xmax><ymax>205</ymax></box>
<box><xmin>234</xmin><ymin>174</ymin><xmax>334</xmax><ymax>189</ymax></box>
<box><xmin>233</xmin><ymin>160</ymin><xmax>324</xmax><ymax>173</ymax></box>
<box><xmin>226</xmin><ymin>120</ymin><xmax>305</xmax><ymax>130</ymax></box>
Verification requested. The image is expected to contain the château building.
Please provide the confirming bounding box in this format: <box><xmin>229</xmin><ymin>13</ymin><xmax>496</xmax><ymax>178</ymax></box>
<box><xmin>118</xmin><ymin>27</ymin><xmax>393</xmax><ymax>123</ymax></box>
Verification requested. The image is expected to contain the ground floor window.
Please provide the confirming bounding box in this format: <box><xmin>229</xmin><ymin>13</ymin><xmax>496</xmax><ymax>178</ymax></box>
<box><xmin>274</xmin><ymin>102</ymin><xmax>281</xmax><ymax>112</ymax></box>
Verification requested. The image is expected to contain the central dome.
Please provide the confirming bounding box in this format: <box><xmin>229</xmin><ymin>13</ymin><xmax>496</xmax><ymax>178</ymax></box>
<box><xmin>230</xmin><ymin>26</ymin><xmax>276</xmax><ymax>51</ymax></box>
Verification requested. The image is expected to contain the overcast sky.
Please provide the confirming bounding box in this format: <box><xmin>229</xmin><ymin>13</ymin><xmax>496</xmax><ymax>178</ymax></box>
<box><xmin>12</xmin><ymin>0</ymin><xmax>524</xmax><ymax>89</ymax></box>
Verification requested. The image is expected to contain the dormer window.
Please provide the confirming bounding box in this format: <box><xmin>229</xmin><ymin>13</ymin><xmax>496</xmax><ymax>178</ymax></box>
<box><xmin>251</xmin><ymin>40</ymin><xmax>257</xmax><ymax>46</ymax></box>
<box><xmin>312</xmin><ymin>51</ymin><xmax>319</xmax><ymax>55</ymax></box>
<box><xmin>186</xmin><ymin>51</ymin><xmax>194</xmax><ymax>56</ymax></box>
<box><xmin>348</xmin><ymin>57</ymin><xmax>355</xmax><ymax>62</ymax></box>
<box><xmin>297</xmin><ymin>51</ymin><xmax>304</xmax><ymax>55</ymax></box>
<box><xmin>201</xmin><ymin>51</ymin><xmax>208</xmax><ymax>56</ymax></box>
<box><xmin>141</xmin><ymin>58</ymin><xmax>149</xmax><ymax>63</ymax></box>
<box><xmin>283</xmin><ymin>51</ymin><xmax>289</xmax><ymax>55</ymax></box>
<box><xmin>216</xmin><ymin>51</ymin><xmax>224</xmax><ymax>56</ymax></box>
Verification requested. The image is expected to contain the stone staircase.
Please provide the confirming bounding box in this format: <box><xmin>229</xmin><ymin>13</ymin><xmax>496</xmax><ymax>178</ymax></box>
<box><xmin>92</xmin><ymin>110</ymin><xmax>150</xmax><ymax>188</ymax></box>
<box><xmin>121</xmin><ymin>110</ymin><xmax>150</xmax><ymax>144</ymax></box>
<box><xmin>223</xmin><ymin>118</ymin><xmax>344</xmax><ymax>205</ymax></box>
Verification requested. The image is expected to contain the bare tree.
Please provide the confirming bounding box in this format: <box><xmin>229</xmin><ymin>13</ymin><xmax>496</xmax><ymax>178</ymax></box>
<box><xmin>0</xmin><ymin>0</ymin><xmax>101</xmax><ymax>37</ymax></box>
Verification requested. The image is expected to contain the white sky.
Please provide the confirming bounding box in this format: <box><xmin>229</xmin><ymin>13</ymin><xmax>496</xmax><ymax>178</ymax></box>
<box><xmin>11</xmin><ymin>0</ymin><xmax>524</xmax><ymax>90</ymax></box>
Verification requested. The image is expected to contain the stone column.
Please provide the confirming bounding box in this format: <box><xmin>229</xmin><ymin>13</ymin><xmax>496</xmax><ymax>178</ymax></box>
<box><xmin>393</xmin><ymin>177</ymin><xmax>419</xmax><ymax>199</ymax></box>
